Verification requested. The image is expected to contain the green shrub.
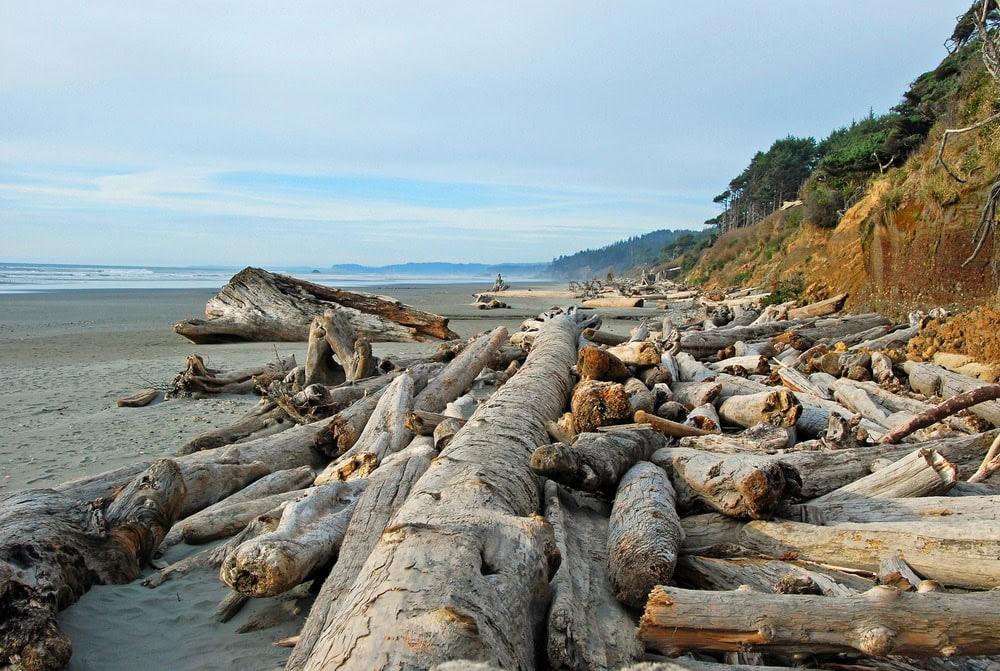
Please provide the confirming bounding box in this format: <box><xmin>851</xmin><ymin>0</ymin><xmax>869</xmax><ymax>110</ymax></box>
<box><xmin>761</xmin><ymin>276</ymin><xmax>805</xmax><ymax>306</ymax></box>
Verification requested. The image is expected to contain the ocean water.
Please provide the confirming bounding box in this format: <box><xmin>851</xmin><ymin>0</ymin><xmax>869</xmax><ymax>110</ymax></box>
<box><xmin>0</xmin><ymin>263</ymin><xmax>538</xmax><ymax>294</ymax></box>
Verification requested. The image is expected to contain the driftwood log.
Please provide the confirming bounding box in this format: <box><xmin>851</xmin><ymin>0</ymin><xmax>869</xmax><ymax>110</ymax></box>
<box><xmin>544</xmin><ymin>481</ymin><xmax>643</xmax><ymax>668</ymax></box>
<box><xmin>640</xmin><ymin>585</ymin><xmax>1000</xmax><ymax>657</ymax></box>
<box><xmin>173</xmin><ymin>267</ymin><xmax>458</xmax><ymax>343</ymax></box>
<box><xmin>607</xmin><ymin>462</ymin><xmax>683</xmax><ymax>608</ymax></box>
<box><xmin>298</xmin><ymin>312</ymin><xmax>581</xmax><ymax>670</ymax></box>
<box><xmin>529</xmin><ymin>429</ymin><xmax>666</xmax><ymax>493</ymax></box>
<box><xmin>653</xmin><ymin>447</ymin><xmax>800</xmax><ymax>519</ymax></box>
<box><xmin>0</xmin><ymin>459</ymin><xmax>186</xmax><ymax>671</ymax></box>
<box><xmin>219</xmin><ymin>480</ymin><xmax>367</xmax><ymax>597</ymax></box>
<box><xmin>286</xmin><ymin>439</ymin><xmax>437</xmax><ymax>670</ymax></box>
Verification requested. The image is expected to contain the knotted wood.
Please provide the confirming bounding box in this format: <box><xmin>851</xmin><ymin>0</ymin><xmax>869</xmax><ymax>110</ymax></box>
<box><xmin>530</xmin><ymin>429</ymin><xmax>666</xmax><ymax>493</ymax></box>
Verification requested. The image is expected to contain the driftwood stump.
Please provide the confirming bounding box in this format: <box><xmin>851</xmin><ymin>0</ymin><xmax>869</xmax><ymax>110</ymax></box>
<box><xmin>0</xmin><ymin>460</ymin><xmax>186</xmax><ymax>671</ymax></box>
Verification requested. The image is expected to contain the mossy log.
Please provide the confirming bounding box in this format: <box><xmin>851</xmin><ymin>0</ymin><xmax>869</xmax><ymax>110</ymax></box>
<box><xmin>0</xmin><ymin>459</ymin><xmax>186</xmax><ymax>671</ymax></box>
<box><xmin>173</xmin><ymin>266</ymin><xmax>458</xmax><ymax>343</ymax></box>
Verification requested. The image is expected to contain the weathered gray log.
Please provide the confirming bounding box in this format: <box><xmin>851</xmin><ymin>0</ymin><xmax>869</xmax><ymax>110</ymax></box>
<box><xmin>173</xmin><ymin>266</ymin><xmax>458</xmax><ymax>343</ymax></box>
<box><xmin>179</xmin><ymin>400</ymin><xmax>292</xmax><ymax>454</ymax></box>
<box><xmin>298</xmin><ymin>312</ymin><xmax>581</xmax><ymax>671</ymax></box>
<box><xmin>433</xmin><ymin>417</ymin><xmax>464</xmax><ymax>450</ymax></box>
<box><xmin>607</xmin><ymin>341</ymin><xmax>660</xmax><ymax>366</ymax></box>
<box><xmin>675</xmin><ymin>555</ymin><xmax>872</xmax><ymax>596</ymax></box>
<box><xmin>530</xmin><ymin>430</ymin><xmax>666</xmax><ymax>494</ymax></box>
<box><xmin>669</xmin><ymin>381</ymin><xmax>722</xmax><ymax>408</ymax></box>
<box><xmin>0</xmin><ymin>459</ymin><xmax>186</xmax><ymax>671</ymax></box>
<box><xmin>708</xmin><ymin>355</ymin><xmax>769</xmax><ymax>377</ymax></box>
<box><xmin>677</xmin><ymin>423</ymin><xmax>793</xmax><ymax>454</ymax></box>
<box><xmin>653</xmin><ymin>447</ymin><xmax>800</xmax><ymax>519</ymax></box>
<box><xmin>608</xmin><ymin>462</ymin><xmax>683</xmax><ymax>608</ymax></box>
<box><xmin>55</xmin><ymin>419</ymin><xmax>329</xmax><ymax>503</ymax></box>
<box><xmin>315</xmin><ymin>362</ymin><xmax>441</xmax><ymax>456</ymax></box>
<box><xmin>161</xmin><ymin>465</ymin><xmax>316</xmax><ymax>549</ymax></box>
<box><xmin>179</xmin><ymin>488</ymin><xmax>309</xmax><ymax>544</ymax></box>
<box><xmin>544</xmin><ymin>482</ymin><xmax>643</xmax><ymax>670</ymax></box>
<box><xmin>285</xmin><ymin>439</ymin><xmax>436</xmax><ymax>671</ymax></box>
<box><xmin>735</xmin><ymin>518</ymin><xmax>1000</xmax><ymax>589</ymax></box>
<box><xmin>145</xmin><ymin>510</ymin><xmax>283</xmax><ymax>589</ymax></box>
<box><xmin>779</xmin><ymin>313</ymin><xmax>893</xmax><ymax>348</ymax></box>
<box><xmin>640</xmin><ymin>585</ymin><xmax>1000</xmax><ymax>657</ymax></box>
<box><xmin>674</xmin><ymin>352</ymin><xmax>718</xmax><ymax>382</ymax></box>
<box><xmin>624</xmin><ymin>377</ymin><xmax>656</xmax><ymax>414</ymax></box>
<box><xmin>168</xmin><ymin>352</ymin><xmax>297</xmax><ymax>397</ymax></box>
<box><xmin>115</xmin><ymin>388</ymin><xmax>160</xmax><ymax>407</ymax></box>
<box><xmin>684</xmin><ymin>403</ymin><xmax>720</xmax><ymax>433</ymax></box>
<box><xmin>717</xmin><ymin>389</ymin><xmax>801</xmax><ymax>429</ymax></box>
<box><xmin>220</xmin><ymin>479</ymin><xmax>366</xmax><ymax>597</ymax></box>
<box><xmin>577</xmin><ymin>344</ymin><xmax>630</xmax><ymax>381</ymax></box>
<box><xmin>572</xmin><ymin>379</ymin><xmax>633</xmax><ymax>431</ymax></box>
<box><xmin>315</xmin><ymin>373</ymin><xmax>415</xmax><ymax>484</ymax></box>
<box><xmin>679</xmin><ymin>320</ymin><xmax>815</xmax><ymax>358</ymax></box>
<box><xmin>305</xmin><ymin>312</ymin><xmax>347</xmax><ymax>387</ymax></box>
<box><xmin>788</xmin><ymin>494</ymin><xmax>1000</xmax><ymax>525</ymax></box>
<box><xmin>808</xmin><ymin>447</ymin><xmax>956</xmax><ymax>505</ymax></box>
<box><xmin>786</xmin><ymin>293</ymin><xmax>848</xmax><ymax>320</ymax></box>
<box><xmin>413</xmin><ymin>327</ymin><xmax>508</xmax><ymax>413</ymax></box>
<box><xmin>582</xmin><ymin>327</ymin><xmax>628</xmax><ymax>346</ymax></box>
<box><xmin>175</xmin><ymin>460</ymin><xmax>271</xmax><ymax>518</ymax></box>
<box><xmin>777</xmin><ymin>430</ymin><xmax>999</xmax><ymax>498</ymax></box>
<box><xmin>836</xmin><ymin>378</ymin><xmax>990</xmax><ymax>436</ymax></box>
<box><xmin>904</xmin><ymin>361</ymin><xmax>1000</xmax><ymax>426</ymax></box>
<box><xmin>878</xmin><ymin>556</ymin><xmax>923</xmax><ymax>591</ymax></box>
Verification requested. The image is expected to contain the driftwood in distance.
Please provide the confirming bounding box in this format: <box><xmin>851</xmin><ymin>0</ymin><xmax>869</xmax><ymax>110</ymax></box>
<box><xmin>0</xmin><ymin>460</ymin><xmax>186</xmax><ymax>671</ymax></box>
<box><xmin>173</xmin><ymin>267</ymin><xmax>458</xmax><ymax>344</ymax></box>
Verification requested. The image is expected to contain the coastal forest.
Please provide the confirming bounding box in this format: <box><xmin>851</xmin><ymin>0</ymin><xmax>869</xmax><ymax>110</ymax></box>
<box><xmin>588</xmin><ymin>1</ymin><xmax>1000</xmax><ymax>319</ymax></box>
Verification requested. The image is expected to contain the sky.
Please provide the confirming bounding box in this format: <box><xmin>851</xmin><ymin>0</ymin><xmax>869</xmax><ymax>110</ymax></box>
<box><xmin>0</xmin><ymin>1</ymin><xmax>974</xmax><ymax>267</ymax></box>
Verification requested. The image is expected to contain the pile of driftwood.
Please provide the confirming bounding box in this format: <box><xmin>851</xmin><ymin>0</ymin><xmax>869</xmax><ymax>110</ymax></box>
<box><xmin>5</xmin><ymin>293</ymin><xmax>1000</xmax><ymax>671</ymax></box>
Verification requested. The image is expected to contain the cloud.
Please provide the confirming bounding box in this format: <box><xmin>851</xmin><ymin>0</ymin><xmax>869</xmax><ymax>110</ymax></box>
<box><xmin>0</xmin><ymin>0</ymin><xmax>972</xmax><ymax>265</ymax></box>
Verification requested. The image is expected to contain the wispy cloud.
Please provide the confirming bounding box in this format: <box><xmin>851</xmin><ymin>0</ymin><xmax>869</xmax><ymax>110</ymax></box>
<box><xmin>0</xmin><ymin>0</ymin><xmax>970</xmax><ymax>265</ymax></box>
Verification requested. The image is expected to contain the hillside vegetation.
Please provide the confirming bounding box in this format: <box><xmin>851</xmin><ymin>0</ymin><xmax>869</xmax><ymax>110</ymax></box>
<box><xmin>547</xmin><ymin>229</ymin><xmax>700</xmax><ymax>278</ymax></box>
<box><xmin>680</xmin><ymin>2</ymin><xmax>1000</xmax><ymax>319</ymax></box>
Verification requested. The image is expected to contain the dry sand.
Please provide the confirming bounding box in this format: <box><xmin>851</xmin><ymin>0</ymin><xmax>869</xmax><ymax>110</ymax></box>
<box><xmin>0</xmin><ymin>282</ymin><xmax>667</xmax><ymax>670</ymax></box>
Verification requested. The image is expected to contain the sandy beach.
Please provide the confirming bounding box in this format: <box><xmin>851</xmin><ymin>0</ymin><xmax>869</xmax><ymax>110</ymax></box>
<box><xmin>0</xmin><ymin>282</ymin><xmax>666</xmax><ymax>671</ymax></box>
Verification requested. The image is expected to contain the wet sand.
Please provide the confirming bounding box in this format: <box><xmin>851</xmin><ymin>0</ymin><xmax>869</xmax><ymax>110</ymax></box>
<box><xmin>0</xmin><ymin>282</ymin><xmax>668</xmax><ymax>671</ymax></box>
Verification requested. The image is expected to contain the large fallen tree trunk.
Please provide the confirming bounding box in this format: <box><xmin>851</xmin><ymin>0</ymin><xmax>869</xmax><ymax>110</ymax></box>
<box><xmin>544</xmin><ymin>481</ymin><xmax>643</xmax><ymax>669</ymax></box>
<box><xmin>639</xmin><ymin>585</ymin><xmax>1000</xmax><ymax>657</ymax></box>
<box><xmin>0</xmin><ymin>459</ymin><xmax>186</xmax><ymax>671</ymax></box>
<box><xmin>173</xmin><ymin>267</ymin><xmax>458</xmax><ymax>344</ymax></box>
<box><xmin>298</xmin><ymin>312</ymin><xmax>582</xmax><ymax>671</ymax></box>
<box><xmin>286</xmin><ymin>439</ymin><xmax>437</xmax><ymax>671</ymax></box>
<box><xmin>788</xmin><ymin>494</ymin><xmax>1000</xmax><ymax>525</ymax></box>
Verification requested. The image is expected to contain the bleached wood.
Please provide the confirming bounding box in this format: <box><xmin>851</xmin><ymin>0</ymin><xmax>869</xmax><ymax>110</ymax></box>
<box><xmin>640</xmin><ymin>585</ymin><xmax>1000</xmax><ymax>656</ymax></box>
<box><xmin>808</xmin><ymin>447</ymin><xmax>956</xmax><ymax>504</ymax></box>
